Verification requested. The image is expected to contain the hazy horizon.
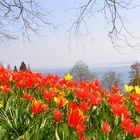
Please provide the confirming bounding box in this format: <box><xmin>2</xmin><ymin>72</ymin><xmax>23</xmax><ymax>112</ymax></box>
<box><xmin>0</xmin><ymin>0</ymin><xmax>140</xmax><ymax>69</ymax></box>
<box><xmin>31</xmin><ymin>61</ymin><xmax>133</xmax><ymax>70</ymax></box>
<box><xmin>33</xmin><ymin>62</ymin><xmax>130</xmax><ymax>84</ymax></box>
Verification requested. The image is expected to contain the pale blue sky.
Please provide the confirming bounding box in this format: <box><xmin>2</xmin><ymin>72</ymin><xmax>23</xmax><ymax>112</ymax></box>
<box><xmin>0</xmin><ymin>0</ymin><xmax>140</xmax><ymax>69</ymax></box>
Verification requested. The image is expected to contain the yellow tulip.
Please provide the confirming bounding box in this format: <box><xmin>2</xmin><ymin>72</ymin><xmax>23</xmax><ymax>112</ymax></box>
<box><xmin>50</xmin><ymin>87</ymin><xmax>58</xmax><ymax>93</ymax></box>
<box><xmin>64</xmin><ymin>73</ymin><xmax>73</xmax><ymax>81</ymax></box>
<box><xmin>59</xmin><ymin>92</ymin><xmax>65</xmax><ymax>96</ymax></box>
<box><xmin>135</xmin><ymin>86</ymin><xmax>140</xmax><ymax>94</ymax></box>
<box><xmin>124</xmin><ymin>84</ymin><xmax>134</xmax><ymax>92</ymax></box>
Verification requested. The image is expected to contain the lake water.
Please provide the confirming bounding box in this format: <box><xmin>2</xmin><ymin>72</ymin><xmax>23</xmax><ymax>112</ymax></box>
<box><xmin>34</xmin><ymin>64</ymin><xmax>130</xmax><ymax>84</ymax></box>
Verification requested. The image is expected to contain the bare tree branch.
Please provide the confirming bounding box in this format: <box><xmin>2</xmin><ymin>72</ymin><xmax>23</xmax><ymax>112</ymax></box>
<box><xmin>0</xmin><ymin>0</ymin><xmax>53</xmax><ymax>43</ymax></box>
<box><xmin>71</xmin><ymin>0</ymin><xmax>140</xmax><ymax>48</ymax></box>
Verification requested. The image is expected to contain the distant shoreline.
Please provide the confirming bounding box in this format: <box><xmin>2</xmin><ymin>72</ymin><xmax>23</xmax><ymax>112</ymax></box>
<box><xmin>33</xmin><ymin>64</ymin><xmax>130</xmax><ymax>84</ymax></box>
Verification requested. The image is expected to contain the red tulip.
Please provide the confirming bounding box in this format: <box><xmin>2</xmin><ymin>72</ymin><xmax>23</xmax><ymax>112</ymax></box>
<box><xmin>54</xmin><ymin>109</ymin><xmax>63</xmax><ymax>122</ymax></box>
<box><xmin>76</xmin><ymin>124</ymin><xmax>86</xmax><ymax>133</ymax></box>
<box><xmin>69</xmin><ymin>101</ymin><xmax>78</xmax><ymax>109</ymax></box>
<box><xmin>134</xmin><ymin>98</ymin><xmax>140</xmax><ymax>113</ymax></box>
<box><xmin>68</xmin><ymin>107</ymin><xmax>87</xmax><ymax>127</ymax></box>
<box><xmin>74</xmin><ymin>88</ymin><xmax>90</xmax><ymax>100</ymax></box>
<box><xmin>79</xmin><ymin>101</ymin><xmax>90</xmax><ymax>111</ymax></box>
<box><xmin>133</xmin><ymin>125</ymin><xmax>140</xmax><ymax>138</ymax></box>
<box><xmin>121</xmin><ymin>118</ymin><xmax>134</xmax><ymax>133</ymax></box>
<box><xmin>89</xmin><ymin>80</ymin><xmax>101</xmax><ymax>92</ymax></box>
<box><xmin>112</xmin><ymin>105</ymin><xmax>128</xmax><ymax>117</ymax></box>
<box><xmin>112</xmin><ymin>85</ymin><xmax>120</xmax><ymax>93</ymax></box>
<box><xmin>44</xmin><ymin>89</ymin><xmax>56</xmax><ymax>100</ymax></box>
<box><xmin>129</xmin><ymin>92</ymin><xmax>140</xmax><ymax>101</ymax></box>
<box><xmin>43</xmin><ymin>104</ymin><xmax>50</xmax><ymax>112</ymax></box>
<box><xmin>80</xmin><ymin>133</ymin><xmax>85</xmax><ymax>140</ymax></box>
<box><xmin>88</xmin><ymin>93</ymin><xmax>102</xmax><ymax>106</ymax></box>
<box><xmin>37</xmin><ymin>86</ymin><xmax>42</xmax><ymax>92</ymax></box>
<box><xmin>0</xmin><ymin>85</ymin><xmax>11</xmax><ymax>94</ymax></box>
<box><xmin>102</xmin><ymin>122</ymin><xmax>111</xmax><ymax>132</ymax></box>
<box><xmin>23</xmin><ymin>93</ymin><xmax>34</xmax><ymax>101</ymax></box>
<box><xmin>108</xmin><ymin>94</ymin><xmax>124</xmax><ymax>106</ymax></box>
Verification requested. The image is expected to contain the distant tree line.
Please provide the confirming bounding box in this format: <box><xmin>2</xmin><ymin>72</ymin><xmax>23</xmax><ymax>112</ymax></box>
<box><xmin>129</xmin><ymin>62</ymin><xmax>140</xmax><ymax>87</ymax></box>
<box><xmin>69</xmin><ymin>60</ymin><xmax>140</xmax><ymax>91</ymax></box>
<box><xmin>69</xmin><ymin>61</ymin><xmax>123</xmax><ymax>91</ymax></box>
<box><xmin>0</xmin><ymin>61</ymin><xmax>31</xmax><ymax>71</ymax></box>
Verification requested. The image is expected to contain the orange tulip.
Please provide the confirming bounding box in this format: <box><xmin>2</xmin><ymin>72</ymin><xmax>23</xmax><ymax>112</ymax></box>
<box><xmin>54</xmin><ymin>95</ymin><xmax>68</xmax><ymax>107</ymax></box>
<box><xmin>32</xmin><ymin>99</ymin><xmax>43</xmax><ymax>114</ymax></box>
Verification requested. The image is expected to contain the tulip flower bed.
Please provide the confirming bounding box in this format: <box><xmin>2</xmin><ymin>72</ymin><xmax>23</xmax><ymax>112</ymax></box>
<box><xmin>0</xmin><ymin>67</ymin><xmax>140</xmax><ymax>140</ymax></box>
